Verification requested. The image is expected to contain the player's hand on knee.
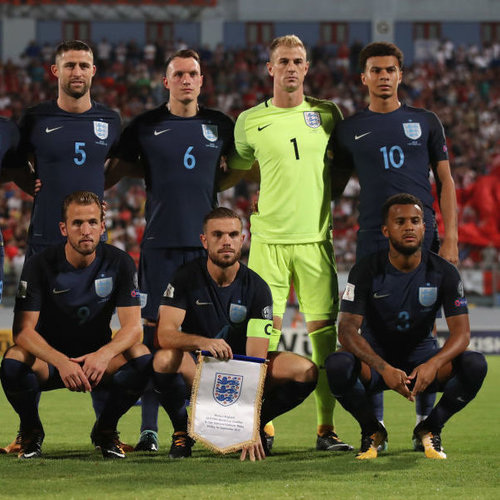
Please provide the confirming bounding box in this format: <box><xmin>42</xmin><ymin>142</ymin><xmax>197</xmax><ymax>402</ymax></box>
<box><xmin>57</xmin><ymin>359</ymin><xmax>92</xmax><ymax>392</ymax></box>
<box><xmin>382</xmin><ymin>366</ymin><xmax>412</xmax><ymax>400</ymax></box>
<box><xmin>202</xmin><ymin>339</ymin><xmax>233</xmax><ymax>360</ymax></box>
<box><xmin>408</xmin><ymin>360</ymin><xmax>439</xmax><ymax>400</ymax></box>
<box><xmin>240</xmin><ymin>440</ymin><xmax>266</xmax><ymax>462</ymax></box>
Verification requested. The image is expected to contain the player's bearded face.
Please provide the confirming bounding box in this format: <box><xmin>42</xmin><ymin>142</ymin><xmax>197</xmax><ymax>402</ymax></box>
<box><xmin>54</xmin><ymin>50</ymin><xmax>95</xmax><ymax>100</ymax></box>
<box><xmin>61</xmin><ymin>203</ymin><xmax>105</xmax><ymax>257</ymax></box>
<box><xmin>383</xmin><ymin>204</ymin><xmax>425</xmax><ymax>256</ymax></box>
<box><xmin>202</xmin><ymin>218</ymin><xmax>244</xmax><ymax>269</ymax></box>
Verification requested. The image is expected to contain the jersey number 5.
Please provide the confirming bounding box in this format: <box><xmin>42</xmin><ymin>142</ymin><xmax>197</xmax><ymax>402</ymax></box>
<box><xmin>74</xmin><ymin>142</ymin><xmax>87</xmax><ymax>166</ymax></box>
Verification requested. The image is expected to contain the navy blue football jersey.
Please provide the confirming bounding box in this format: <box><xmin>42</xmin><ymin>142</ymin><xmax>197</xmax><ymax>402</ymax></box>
<box><xmin>18</xmin><ymin>101</ymin><xmax>121</xmax><ymax>246</ymax></box>
<box><xmin>116</xmin><ymin>105</ymin><xmax>234</xmax><ymax>248</ymax></box>
<box><xmin>340</xmin><ymin>251</ymin><xmax>467</xmax><ymax>351</ymax></box>
<box><xmin>332</xmin><ymin>104</ymin><xmax>448</xmax><ymax>232</ymax></box>
<box><xmin>15</xmin><ymin>243</ymin><xmax>140</xmax><ymax>358</ymax></box>
<box><xmin>160</xmin><ymin>258</ymin><xmax>273</xmax><ymax>355</ymax></box>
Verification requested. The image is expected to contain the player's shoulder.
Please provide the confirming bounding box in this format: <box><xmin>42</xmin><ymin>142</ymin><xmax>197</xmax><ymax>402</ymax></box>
<box><xmin>90</xmin><ymin>101</ymin><xmax>121</xmax><ymax>121</ymax></box>
<box><xmin>101</xmin><ymin>242</ymin><xmax>134</xmax><ymax>263</ymax></box>
<box><xmin>22</xmin><ymin>100</ymin><xmax>57</xmax><ymax>117</ymax></box>
<box><xmin>425</xmin><ymin>250</ymin><xmax>459</xmax><ymax>274</ymax></box>
<box><xmin>172</xmin><ymin>256</ymin><xmax>206</xmax><ymax>281</ymax></box>
<box><xmin>236</xmin><ymin>100</ymin><xmax>268</xmax><ymax>122</ymax></box>
<box><xmin>128</xmin><ymin>104</ymin><xmax>167</xmax><ymax>126</ymax></box>
<box><xmin>304</xmin><ymin>95</ymin><xmax>338</xmax><ymax>111</ymax></box>
<box><xmin>401</xmin><ymin>103</ymin><xmax>439</xmax><ymax>121</ymax></box>
<box><xmin>198</xmin><ymin>107</ymin><xmax>234</xmax><ymax>125</ymax></box>
<box><xmin>352</xmin><ymin>250</ymin><xmax>387</xmax><ymax>278</ymax></box>
<box><xmin>238</xmin><ymin>262</ymin><xmax>271</xmax><ymax>292</ymax></box>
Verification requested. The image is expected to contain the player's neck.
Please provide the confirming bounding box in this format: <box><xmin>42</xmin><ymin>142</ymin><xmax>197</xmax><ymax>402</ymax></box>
<box><xmin>64</xmin><ymin>243</ymin><xmax>96</xmax><ymax>269</ymax></box>
<box><xmin>167</xmin><ymin>99</ymin><xmax>198</xmax><ymax>118</ymax></box>
<box><xmin>272</xmin><ymin>89</ymin><xmax>304</xmax><ymax>108</ymax></box>
<box><xmin>368</xmin><ymin>96</ymin><xmax>401</xmax><ymax>114</ymax></box>
<box><xmin>207</xmin><ymin>260</ymin><xmax>240</xmax><ymax>287</ymax></box>
<box><xmin>388</xmin><ymin>249</ymin><xmax>422</xmax><ymax>272</ymax></box>
<box><xmin>57</xmin><ymin>94</ymin><xmax>92</xmax><ymax>114</ymax></box>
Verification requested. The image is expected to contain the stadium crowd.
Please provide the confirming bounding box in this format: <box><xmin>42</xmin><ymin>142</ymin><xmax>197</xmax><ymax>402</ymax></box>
<box><xmin>0</xmin><ymin>37</ymin><xmax>499</xmax><ymax>294</ymax></box>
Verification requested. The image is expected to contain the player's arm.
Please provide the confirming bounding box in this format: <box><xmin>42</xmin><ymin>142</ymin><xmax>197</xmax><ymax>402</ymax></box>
<box><xmin>338</xmin><ymin>312</ymin><xmax>411</xmax><ymax>399</ymax></box>
<box><xmin>72</xmin><ymin>305</ymin><xmax>143</xmax><ymax>387</ymax></box>
<box><xmin>104</xmin><ymin>157</ymin><xmax>145</xmax><ymax>190</ymax></box>
<box><xmin>434</xmin><ymin>159</ymin><xmax>458</xmax><ymax>264</ymax></box>
<box><xmin>157</xmin><ymin>305</ymin><xmax>233</xmax><ymax>359</ymax></box>
<box><xmin>13</xmin><ymin>310</ymin><xmax>92</xmax><ymax>392</ymax></box>
<box><xmin>329</xmin><ymin>132</ymin><xmax>354</xmax><ymax>200</ymax></box>
<box><xmin>0</xmin><ymin>148</ymin><xmax>37</xmax><ymax>196</ymax></box>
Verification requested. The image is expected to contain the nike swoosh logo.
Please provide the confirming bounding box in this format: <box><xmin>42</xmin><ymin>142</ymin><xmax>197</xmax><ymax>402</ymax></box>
<box><xmin>154</xmin><ymin>129</ymin><xmax>171</xmax><ymax>136</ymax></box>
<box><xmin>45</xmin><ymin>126</ymin><xmax>63</xmax><ymax>133</ymax></box>
<box><xmin>22</xmin><ymin>452</ymin><xmax>39</xmax><ymax>458</ymax></box>
<box><xmin>373</xmin><ymin>292</ymin><xmax>390</xmax><ymax>299</ymax></box>
<box><xmin>258</xmin><ymin>124</ymin><xmax>271</xmax><ymax>131</ymax></box>
<box><xmin>196</xmin><ymin>299</ymin><xmax>212</xmax><ymax>306</ymax></box>
<box><xmin>53</xmin><ymin>288</ymin><xmax>70</xmax><ymax>294</ymax></box>
<box><xmin>355</xmin><ymin>132</ymin><xmax>371</xmax><ymax>140</ymax></box>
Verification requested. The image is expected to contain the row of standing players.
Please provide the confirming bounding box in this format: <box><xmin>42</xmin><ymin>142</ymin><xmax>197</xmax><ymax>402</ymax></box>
<box><xmin>0</xmin><ymin>36</ymin><xmax>487</xmax><ymax>460</ymax></box>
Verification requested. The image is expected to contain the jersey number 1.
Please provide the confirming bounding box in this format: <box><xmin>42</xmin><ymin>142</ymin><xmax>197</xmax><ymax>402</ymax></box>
<box><xmin>290</xmin><ymin>138</ymin><xmax>300</xmax><ymax>160</ymax></box>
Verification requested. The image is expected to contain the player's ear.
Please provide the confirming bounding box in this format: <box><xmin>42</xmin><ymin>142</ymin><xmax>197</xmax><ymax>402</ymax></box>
<box><xmin>199</xmin><ymin>74</ymin><xmax>204</xmax><ymax>88</ymax></box>
<box><xmin>266</xmin><ymin>61</ymin><xmax>274</xmax><ymax>77</ymax></box>
<box><xmin>381</xmin><ymin>224</ymin><xmax>389</xmax><ymax>238</ymax></box>
<box><xmin>163</xmin><ymin>76</ymin><xmax>169</xmax><ymax>90</ymax></box>
<box><xmin>92</xmin><ymin>64</ymin><xmax>97</xmax><ymax>77</ymax></box>
<box><xmin>51</xmin><ymin>64</ymin><xmax>58</xmax><ymax>78</ymax></box>
<box><xmin>59</xmin><ymin>221</ymin><xmax>67</xmax><ymax>237</ymax></box>
<box><xmin>100</xmin><ymin>220</ymin><xmax>105</xmax><ymax>235</ymax></box>
<box><xmin>360</xmin><ymin>72</ymin><xmax>367</xmax><ymax>86</ymax></box>
<box><xmin>200</xmin><ymin>233</ymin><xmax>208</xmax><ymax>249</ymax></box>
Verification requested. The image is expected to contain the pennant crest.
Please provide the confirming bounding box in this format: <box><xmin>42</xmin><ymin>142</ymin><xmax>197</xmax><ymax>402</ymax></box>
<box><xmin>94</xmin><ymin>121</ymin><xmax>109</xmax><ymax>140</ymax></box>
<box><xmin>419</xmin><ymin>286</ymin><xmax>437</xmax><ymax>307</ymax></box>
<box><xmin>202</xmin><ymin>124</ymin><xmax>218</xmax><ymax>142</ymax></box>
<box><xmin>229</xmin><ymin>303</ymin><xmax>247</xmax><ymax>323</ymax></box>
<box><xmin>403</xmin><ymin>122</ymin><xmax>422</xmax><ymax>140</ymax></box>
<box><xmin>303</xmin><ymin>111</ymin><xmax>321</xmax><ymax>128</ymax></box>
<box><xmin>213</xmin><ymin>373</ymin><xmax>243</xmax><ymax>406</ymax></box>
<box><xmin>95</xmin><ymin>277</ymin><xmax>113</xmax><ymax>298</ymax></box>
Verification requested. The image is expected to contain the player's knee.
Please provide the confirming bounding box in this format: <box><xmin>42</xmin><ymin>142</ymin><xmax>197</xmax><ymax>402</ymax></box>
<box><xmin>325</xmin><ymin>351</ymin><xmax>358</xmax><ymax>390</ymax></box>
<box><xmin>127</xmin><ymin>342</ymin><xmax>151</xmax><ymax>359</ymax></box>
<box><xmin>455</xmin><ymin>350</ymin><xmax>488</xmax><ymax>387</ymax></box>
<box><xmin>2</xmin><ymin>345</ymin><xmax>33</xmax><ymax>364</ymax></box>
<box><xmin>113</xmin><ymin>353</ymin><xmax>152</xmax><ymax>393</ymax></box>
<box><xmin>153</xmin><ymin>348</ymin><xmax>183</xmax><ymax>373</ymax></box>
<box><xmin>0</xmin><ymin>357</ymin><xmax>38</xmax><ymax>393</ymax></box>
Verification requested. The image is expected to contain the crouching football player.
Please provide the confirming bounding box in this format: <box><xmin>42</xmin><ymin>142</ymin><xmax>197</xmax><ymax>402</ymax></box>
<box><xmin>153</xmin><ymin>208</ymin><xmax>318</xmax><ymax>460</ymax></box>
<box><xmin>326</xmin><ymin>194</ymin><xmax>487</xmax><ymax>459</ymax></box>
<box><xmin>0</xmin><ymin>191</ymin><xmax>152</xmax><ymax>459</ymax></box>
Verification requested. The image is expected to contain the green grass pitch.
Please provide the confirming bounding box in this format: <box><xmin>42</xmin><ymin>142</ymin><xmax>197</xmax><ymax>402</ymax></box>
<box><xmin>1</xmin><ymin>356</ymin><xmax>499</xmax><ymax>499</ymax></box>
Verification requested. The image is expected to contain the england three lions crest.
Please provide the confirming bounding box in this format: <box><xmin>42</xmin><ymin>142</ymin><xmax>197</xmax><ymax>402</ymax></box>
<box><xmin>94</xmin><ymin>121</ymin><xmax>109</xmax><ymax>140</ymax></box>
<box><xmin>213</xmin><ymin>373</ymin><xmax>243</xmax><ymax>406</ymax></box>
<box><xmin>419</xmin><ymin>286</ymin><xmax>437</xmax><ymax>307</ymax></box>
<box><xmin>202</xmin><ymin>124</ymin><xmax>218</xmax><ymax>142</ymax></box>
<box><xmin>303</xmin><ymin>111</ymin><xmax>321</xmax><ymax>128</ymax></box>
<box><xmin>95</xmin><ymin>277</ymin><xmax>113</xmax><ymax>298</ymax></box>
<box><xmin>403</xmin><ymin>122</ymin><xmax>422</xmax><ymax>140</ymax></box>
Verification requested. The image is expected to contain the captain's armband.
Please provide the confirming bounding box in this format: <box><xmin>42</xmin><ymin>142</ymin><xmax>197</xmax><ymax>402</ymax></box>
<box><xmin>246</xmin><ymin>318</ymin><xmax>273</xmax><ymax>339</ymax></box>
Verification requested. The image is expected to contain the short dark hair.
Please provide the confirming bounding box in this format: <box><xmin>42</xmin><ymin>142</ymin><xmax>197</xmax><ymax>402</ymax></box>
<box><xmin>62</xmin><ymin>191</ymin><xmax>103</xmax><ymax>222</ymax></box>
<box><xmin>55</xmin><ymin>40</ymin><xmax>93</xmax><ymax>61</ymax></box>
<box><xmin>203</xmin><ymin>207</ymin><xmax>242</xmax><ymax>232</ymax></box>
<box><xmin>359</xmin><ymin>42</ymin><xmax>403</xmax><ymax>71</ymax></box>
<box><xmin>165</xmin><ymin>49</ymin><xmax>201</xmax><ymax>73</ymax></box>
<box><xmin>382</xmin><ymin>193</ymin><xmax>424</xmax><ymax>223</ymax></box>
